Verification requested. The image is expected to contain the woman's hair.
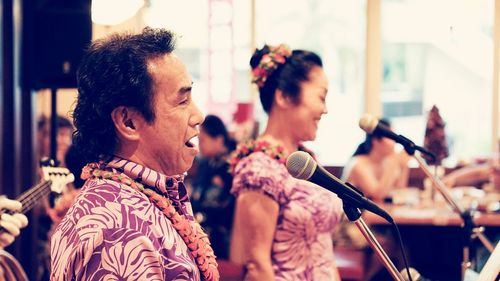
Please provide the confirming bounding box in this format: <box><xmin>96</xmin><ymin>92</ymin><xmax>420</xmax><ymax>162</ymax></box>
<box><xmin>72</xmin><ymin>27</ymin><xmax>176</xmax><ymax>163</ymax></box>
<box><xmin>353</xmin><ymin>118</ymin><xmax>391</xmax><ymax>156</ymax></box>
<box><xmin>201</xmin><ymin>115</ymin><xmax>236</xmax><ymax>151</ymax></box>
<box><xmin>250</xmin><ymin>44</ymin><xmax>323</xmax><ymax>113</ymax></box>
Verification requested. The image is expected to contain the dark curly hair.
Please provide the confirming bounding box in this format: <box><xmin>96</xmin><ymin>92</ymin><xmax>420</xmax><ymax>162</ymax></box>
<box><xmin>72</xmin><ymin>27</ymin><xmax>177</xmax><ymax>163</ymax></box>
<box><xmin>250</xmin><ymin>45</ymin><xmax>323</xmax><ymax>113</ymax></box>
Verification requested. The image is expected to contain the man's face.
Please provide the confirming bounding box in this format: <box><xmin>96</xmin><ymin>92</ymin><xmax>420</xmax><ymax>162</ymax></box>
<box><xmin>137</xmin><ymin>54</ymin><xmax>204</xmax><ymax>175</ymax></box>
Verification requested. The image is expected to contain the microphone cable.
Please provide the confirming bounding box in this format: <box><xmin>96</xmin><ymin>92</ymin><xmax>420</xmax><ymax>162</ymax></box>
<box><xmin>391</xmin><ymin>221</ymin><xmax>413</xmax><ymax>281</ymax></box>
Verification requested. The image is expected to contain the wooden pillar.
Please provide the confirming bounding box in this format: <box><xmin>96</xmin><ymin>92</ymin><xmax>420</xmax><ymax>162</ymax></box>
<box><xmin>492</xmin><ymin>0</ymin><xmax>500</xmax><ymax>154</ymax></box>
<box><xmin>364</xmin><ymin>0</ymin><xmax>382</xmax><ymax>117</ymax></box>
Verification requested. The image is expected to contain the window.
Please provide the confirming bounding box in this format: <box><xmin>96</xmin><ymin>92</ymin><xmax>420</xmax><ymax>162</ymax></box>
<box><xmin>255</xmin><ymin>0</ymin><xmax>367</xmax><ymax>165</ymax></box>
<box><xmin>381</xmin><ymin>0</ymin><xmax>494</xmax><ymax>165</ymax></box>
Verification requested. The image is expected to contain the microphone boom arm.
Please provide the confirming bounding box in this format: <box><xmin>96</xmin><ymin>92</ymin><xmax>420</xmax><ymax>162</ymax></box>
<box><xmin>413</xmin><ymin>153</ymin><xmax>495</xmax><ymax>280</ymax></box>
<box><xmin>343</xmin><ymin>204</ymin><xmax>405</xmax><ymax>281</ymax></box>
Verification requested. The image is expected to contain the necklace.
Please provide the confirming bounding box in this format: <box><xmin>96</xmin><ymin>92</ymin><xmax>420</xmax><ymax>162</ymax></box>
<box><xmin>81</xmin><ymin>163</ymin><xmax>219</xmax><ymax>281</ymax></box>
<box><xmin>228</xmin><ymin>139</ymin><xmax>286</xmax><ymax>173</ymax></box>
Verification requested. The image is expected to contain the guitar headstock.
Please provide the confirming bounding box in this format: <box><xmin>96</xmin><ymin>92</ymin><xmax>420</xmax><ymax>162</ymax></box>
<box><xmin>41</xmin><ymin>166</ymin><xmax>75</xmax><ymax>194</ymax></box>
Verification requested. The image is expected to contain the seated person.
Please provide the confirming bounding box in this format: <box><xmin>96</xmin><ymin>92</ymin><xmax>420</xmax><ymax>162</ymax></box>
<box><xmin>342</xmin><ymin>119</ymin><xmax>410</xmax><ymax>201</ymax></box>
<box><xmin>189</xmin><ymin>115</ymin><xmax>236</xmax><ymax>259</ymax></box>
<box><xmin>338</xmin><ymin>118</ymin><xmax>410</xmax><ymax>281</ymax></box>
<box><xmin>442</xmin><ymin>162</ymin><xmax>496</xmax><ymax>189</ymax></box>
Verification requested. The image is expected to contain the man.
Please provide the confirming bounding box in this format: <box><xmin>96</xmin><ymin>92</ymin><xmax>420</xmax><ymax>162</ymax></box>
<box><xmin>50</xmin><ymin>28</ymin><xmax>219</xmax><ymax>281</ymax></box>
<box><xmin>0</xmin><ymin>197</ymin><xmax>28</xmax><ymax>249</ymax></box>
<box><xmin>0</xmin><ymin>197</ymin><xmax>28</xmax><ymax>280</ymax></box>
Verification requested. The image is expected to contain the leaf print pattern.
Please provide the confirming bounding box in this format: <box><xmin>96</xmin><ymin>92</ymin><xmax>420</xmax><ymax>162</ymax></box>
<box><xmin>51</xmin><ymin>159</ymin><xmax>201</xmax><ymax>281</ymax></box>
<box><xmin>231</xmin><ymin>152</ymin><xmax>343</xmax><ymax>281</ymax></box>
<box><xmin>100</xmin><ymin>232</ymin><xmax>163</xmax><ymax>280</ymax></box>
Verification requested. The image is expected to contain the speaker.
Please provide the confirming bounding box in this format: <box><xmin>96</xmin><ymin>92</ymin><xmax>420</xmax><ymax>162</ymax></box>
<box><xmin>22</xmin><ymin>0</ymin><xmax>92</xmax><ymax>90</ymax></box>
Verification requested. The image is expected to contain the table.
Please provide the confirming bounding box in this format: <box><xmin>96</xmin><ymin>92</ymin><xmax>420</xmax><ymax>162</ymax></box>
<box><xmin>363</xmin><ymin>203</ymin><xmax>500</xmax><ymax>227</ymax></box>
<box><xmin>361</xmin><ymin>202</ymin><xmax>500</xmax><ymax>280</ymax></box>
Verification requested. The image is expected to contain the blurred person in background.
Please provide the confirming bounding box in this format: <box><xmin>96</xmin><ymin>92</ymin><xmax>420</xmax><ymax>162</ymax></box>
<box><xmin>339</xmin><ymin>118</ymin><xmax>411</xmax><ymax>281</ymax></box>
<box><xmin>442</xmin><ymin>161</ymin><xmax>499</xmax><ymax>190</ymax></box>
<box><xmin>342</xmin><ymin>118</ymin><xmax>410</xmax><ymax>201</ymax></box>
<box><xmin>36</xmin><ymin>115</ymin><xmax>74</xmax><ymax>167</ymax></box>
<box><xmin>36</xmin><ymin>144</ymin><xmax>87</xmax><ymax>281</ymax></box>
<box><xmin>35</xmin><ymin>115</ymin><xmax>74</xmax><ymax>281</ymax></box>
<box><xmin>189</xmin><ymin>114</ymin><xmax>236</xmax><ymax>260</ymax></box>
<box><xmin>46</xmin><ymin>144</ymin><xmax>87</xmax><ymax>227</ymax></box>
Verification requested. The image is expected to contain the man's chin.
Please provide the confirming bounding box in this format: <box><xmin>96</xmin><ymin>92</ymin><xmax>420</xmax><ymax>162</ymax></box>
<box><xmin>176</xmin><ymin>157</ymin><xmax>196</xmax><ymax>175</ymax></box>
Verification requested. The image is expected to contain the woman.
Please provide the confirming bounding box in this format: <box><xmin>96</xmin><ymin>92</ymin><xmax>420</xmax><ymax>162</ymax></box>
<box><xmin>190</xmin><ymin>114</ymin><xmax>236</xmax><ymax>259</ymax></box>
<box><xmin>342</xmin><ymin>119</ymin><xmax>410</xmax><ymax>201</ymax></box>
<box><xmin>229</xmin><ymin>44</ymin><xmax>343</xmax><ymax>280</ymax></box>
<box><xmin>339</xmin><ymin>119</ymin><xmax>410</xmax><ymax>280</ymax></box>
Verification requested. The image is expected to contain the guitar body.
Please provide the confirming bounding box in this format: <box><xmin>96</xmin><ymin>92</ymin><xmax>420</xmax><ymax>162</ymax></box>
<box><xmin>0</xmin><ymin>250</ymin><xmax>28</xmax><ymax>281</ymax></box>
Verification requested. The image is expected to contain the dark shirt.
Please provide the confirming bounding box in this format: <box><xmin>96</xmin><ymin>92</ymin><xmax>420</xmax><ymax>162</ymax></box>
<box><xmin>190</xmin><ymin>155</ymin><xmax>234</xmax><ymax>259</ymax></box>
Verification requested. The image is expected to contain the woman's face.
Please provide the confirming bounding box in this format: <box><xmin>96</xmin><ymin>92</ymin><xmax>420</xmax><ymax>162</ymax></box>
<box><xmin>373</xmin><ymin>134</ymin><xmax>396</xmax><ymax>156</ymax></box>
<box><xmin>288</xmin><ymin>66</ymin><xmax>329</xmax><ymax>142</ymax></box>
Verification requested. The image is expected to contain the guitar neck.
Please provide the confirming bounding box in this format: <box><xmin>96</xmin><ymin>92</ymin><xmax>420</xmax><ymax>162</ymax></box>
<box><xmin>15</xmin><ymin>180</ymin><xmax>53</xmax><ymax>214</ymax></box>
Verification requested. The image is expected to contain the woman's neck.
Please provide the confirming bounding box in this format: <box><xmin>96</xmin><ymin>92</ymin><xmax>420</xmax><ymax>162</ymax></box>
<box><xmin>261</xmin><ymin>116</ymin><xmax>299</xmax><ymax>156</ymax></box>
<box><xmin>367</xmin><ymin>148</ymin><xmax>386</xmax><ymax>163</ymax></box>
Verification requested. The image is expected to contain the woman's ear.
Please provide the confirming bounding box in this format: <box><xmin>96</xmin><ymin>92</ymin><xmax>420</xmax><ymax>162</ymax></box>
<box><xmin>111</xmin><ymin>106</ymin><xmax>141</xmax><ymax>141</ymax></box>
<box><xmin>274</xmin><ymin>89</ymin><xmax>293</xmax><ymax>109</ymax></box>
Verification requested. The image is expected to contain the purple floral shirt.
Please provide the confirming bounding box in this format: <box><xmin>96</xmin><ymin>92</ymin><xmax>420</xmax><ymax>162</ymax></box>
<box><xmin>50</xmin><ymin>158</ymin><xmax>201</xmax><ymax>281</ymax></box>
<box><xmin>232</xmin><ymin>152</ymin><xmax>343</xmax><ymax>281</ymax></box>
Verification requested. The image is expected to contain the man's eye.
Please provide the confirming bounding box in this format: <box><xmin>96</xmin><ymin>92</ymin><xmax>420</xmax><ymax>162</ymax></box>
<box><xmin>180</xmin><ymin>99</ymin><xmax>189</xmax><ymax>105</ymax></box>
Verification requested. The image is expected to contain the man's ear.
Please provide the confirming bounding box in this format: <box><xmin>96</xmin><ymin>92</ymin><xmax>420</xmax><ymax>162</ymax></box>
<box><xmin>274</xmin><ymin>89</ymin><xmax>292</xmax><ymax>109</ymax></box>
<box><xmin>111</xmin><ymin>106</ymin><xmax>141</xmax><ymax>141</ymax></box>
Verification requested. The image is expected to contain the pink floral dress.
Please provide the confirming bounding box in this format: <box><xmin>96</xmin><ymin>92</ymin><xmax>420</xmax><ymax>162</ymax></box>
<box><xmin>231</xmin><ymin>151</ymin><xmax>344</xmax><ymax>280</ymax></box>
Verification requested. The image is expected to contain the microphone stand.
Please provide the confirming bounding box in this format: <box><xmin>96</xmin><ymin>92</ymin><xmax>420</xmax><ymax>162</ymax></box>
<box><xmin>411</xmin><ymin>152</ymin><xmax>495</xmax><ymax>280</ymax></box>
<box><xmin>343</xmin><ymin>204</ymin><xmax>405</xmax><ymax>281</ymax></box>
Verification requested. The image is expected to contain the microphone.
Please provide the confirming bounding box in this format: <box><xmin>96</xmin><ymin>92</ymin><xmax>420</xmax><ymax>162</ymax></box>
<box><xmin>359</xmin><ymin>114</ymin><xmax>435</xmax><ymax>160</ymax></box>
<box><xmin>286</xmin><ymin>151</ymin><xmax>393</xmax><ymax>223</ymax></box>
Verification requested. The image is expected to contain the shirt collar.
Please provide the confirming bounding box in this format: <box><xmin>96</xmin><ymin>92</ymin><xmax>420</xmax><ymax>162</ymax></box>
<box><xmin>104</xmin><ymin>156</ymin><xmax>192</xmax><ymax>218</ymax></box>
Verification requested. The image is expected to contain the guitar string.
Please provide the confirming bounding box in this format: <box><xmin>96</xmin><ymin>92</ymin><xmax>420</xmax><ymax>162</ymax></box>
<box><xmin>20</xmin><ymin>172</ymin><xmax>73</xmax><ymax>213</ymax></box>
<box><xmin>18</xmin><ymin>181</ymin><xmax>53</xmax><ymax>214</ymax></box>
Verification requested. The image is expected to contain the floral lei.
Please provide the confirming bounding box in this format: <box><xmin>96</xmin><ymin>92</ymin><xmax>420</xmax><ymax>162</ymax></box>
<box><xmin>251</xmin><ymin>44</ymin><xmax>292</xmax><ymax>88</ymax></box>
<box><xmin>81</xmin><ymin>163</ymin><xmax>219</xmax><ymax>281</ymax></box>
<box><xmin>228</xmin><ymin>139</ymin><xmax>286</xmax><ymax>174</ymax></box>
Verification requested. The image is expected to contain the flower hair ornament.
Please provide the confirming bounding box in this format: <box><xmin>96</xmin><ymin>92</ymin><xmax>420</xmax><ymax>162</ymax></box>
<box><xmin>251</xmin><ymin>44</ymin><xmax>292</xmax><ymax>88</ymax></box>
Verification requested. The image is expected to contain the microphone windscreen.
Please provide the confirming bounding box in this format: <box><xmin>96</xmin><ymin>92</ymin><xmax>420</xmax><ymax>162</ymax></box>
<box><xmin>286</xmin><ymin>151</ymin><xmax>317</xmax><ymax>180</ymax></box>
<box><xmin>359</xmin><ymin>114</ymin><xmax>378</xmax><ymax>134</ymax></box>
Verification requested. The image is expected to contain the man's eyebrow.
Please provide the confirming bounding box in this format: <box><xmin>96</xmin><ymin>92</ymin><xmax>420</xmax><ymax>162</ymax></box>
<box><xmin>178</xmin><ymin>82</ymin><xmax>193</xmax><ymax>95</ymax></box>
